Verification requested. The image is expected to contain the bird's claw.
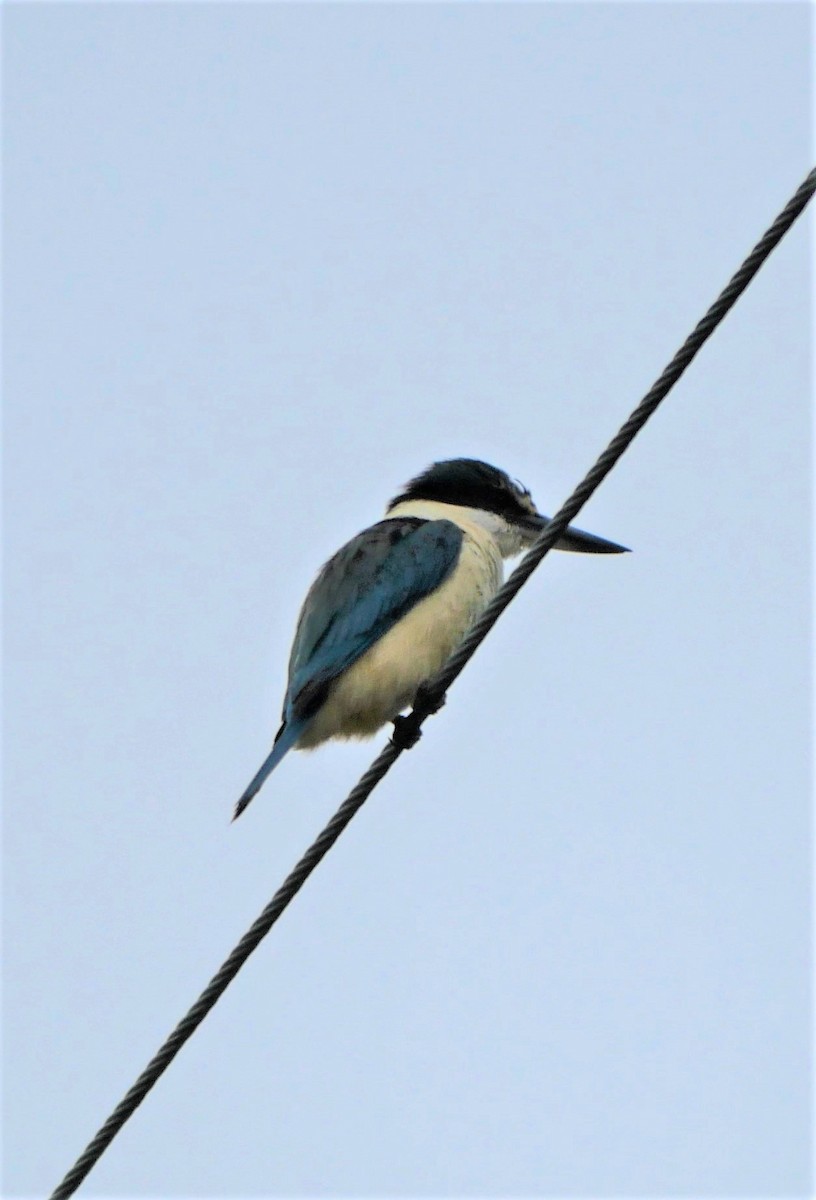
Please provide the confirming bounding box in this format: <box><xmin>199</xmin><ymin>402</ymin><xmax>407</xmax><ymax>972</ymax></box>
<box><xmin>392</xmin><ymin>713</ymin><xmax>422</xmax><ymax>751</ymax></box>
<box><xmin>390</xmin><ymin>687</ymin><xmax>447</xmax><ymax>751</ymax></box>
<box><xmin>414</xmin><ymin>684</ymin><xmax>446</xmax><ymax>717</ymax></box>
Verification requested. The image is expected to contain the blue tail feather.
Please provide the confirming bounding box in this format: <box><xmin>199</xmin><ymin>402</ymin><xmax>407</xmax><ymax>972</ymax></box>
<box><xmin>232</xmin><ymin>719</ymin><xmax>307</xmax><ymax>821</ymax></box>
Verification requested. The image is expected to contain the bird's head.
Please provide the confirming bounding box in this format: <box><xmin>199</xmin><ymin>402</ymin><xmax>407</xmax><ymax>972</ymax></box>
<box><xmin>388</xmin><ymin>457</ymin><xmax>629</xmax><ymax>557</ymax></box>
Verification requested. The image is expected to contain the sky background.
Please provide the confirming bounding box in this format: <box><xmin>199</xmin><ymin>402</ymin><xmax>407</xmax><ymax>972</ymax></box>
<box><xmin>3</xmin><ymin>4</ymin><xmax>812</xmax><ymax>1198</ymax></box>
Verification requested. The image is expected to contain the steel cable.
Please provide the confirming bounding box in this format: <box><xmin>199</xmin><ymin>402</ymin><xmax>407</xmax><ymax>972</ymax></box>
<box><xmin>49</xmin><ymin>165</ymin><xmax>815</xmax><ymax>1200</ymax></box>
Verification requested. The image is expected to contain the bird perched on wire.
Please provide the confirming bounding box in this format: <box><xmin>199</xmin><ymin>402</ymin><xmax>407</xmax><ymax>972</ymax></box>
<box><xmin>234</xmin><ymin>457</ymin><xmax>627</xmax><ymax>819</ymax></box>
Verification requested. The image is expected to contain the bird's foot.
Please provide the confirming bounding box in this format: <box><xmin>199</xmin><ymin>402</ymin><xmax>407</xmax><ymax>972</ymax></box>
<box><xmin>390</xmin><ymin>687</ymin><xmax>447</xmax><ymax>751</ymax></box>
<box><xmin>414</xmin><ymin>684</ymin><xmax>447</xmax><ymax>717</ymax></box>
<box><xmin>392</xmin><ymin>713</ymin><xmax>422</xmax><ymax>751</ymax></box>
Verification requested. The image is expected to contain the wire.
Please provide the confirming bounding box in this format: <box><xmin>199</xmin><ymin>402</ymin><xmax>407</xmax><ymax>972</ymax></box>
<box><xmin>409</xmin><ymin>165</ymin><xmax>816</xmax><ymax>721</ymax></box>
<box><xmin>48</xmin><ymin>165</ymin><xmax>815</xmax><ymax>1200</ymax></box>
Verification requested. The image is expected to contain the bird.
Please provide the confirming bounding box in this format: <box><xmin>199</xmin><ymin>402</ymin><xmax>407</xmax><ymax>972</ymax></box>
<box><xmin>233</xmin><ymin>457</ymin><xmax>628</xmax><ymax>819</ymax></box>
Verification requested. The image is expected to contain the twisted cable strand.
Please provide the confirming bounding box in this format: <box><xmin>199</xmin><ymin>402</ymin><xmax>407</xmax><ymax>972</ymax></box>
<box><xmin>49</xmin><ymin>165</ymin><xmax>815</xmax><ymax>1200</ymax></box>
<box><xmin>413</xmin><ymin>165</ymin><xmax>816</xmax><ymax>711</ymax></box>
<box><xmin>48</xmin><ymin>742</ymin><xmax>400</xmax><ymax>1200</ymax></box>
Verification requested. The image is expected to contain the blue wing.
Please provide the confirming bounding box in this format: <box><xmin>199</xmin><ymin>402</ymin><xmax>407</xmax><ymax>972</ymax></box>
<box><xmin>285</xmin><ymin>516</ymin><xmax>463</xmax><ymax>721</ymax></box>
<box><xmin>233</xmin><ymin>517</ymin><xmax>462</xmax><ymax>819</ymax></box>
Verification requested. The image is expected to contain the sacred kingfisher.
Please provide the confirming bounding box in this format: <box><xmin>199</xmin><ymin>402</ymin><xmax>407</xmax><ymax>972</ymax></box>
<box><xmin>234</xmin><ymin>457</ymin><xmax>627</xmax><ymax>819</ymax></box>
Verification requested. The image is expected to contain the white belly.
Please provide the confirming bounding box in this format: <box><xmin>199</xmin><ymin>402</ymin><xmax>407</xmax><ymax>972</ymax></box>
<box><xmin>298</xmin><ymin>528</ymin><xmax>502</xmax><ymax>748</ymax></box>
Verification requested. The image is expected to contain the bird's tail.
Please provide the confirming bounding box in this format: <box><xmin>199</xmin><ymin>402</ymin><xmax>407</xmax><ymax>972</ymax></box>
<box><xmin>232</xmin><ymin>719</ymin><xmax>307</xmax><ymax>821</ymax></box>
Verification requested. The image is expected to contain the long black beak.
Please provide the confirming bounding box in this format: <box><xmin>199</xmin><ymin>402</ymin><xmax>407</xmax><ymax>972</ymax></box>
<box><xmin>522</xmin><ymin>513</ymin><xmax>630</xmax><ymax>554</ymax></box>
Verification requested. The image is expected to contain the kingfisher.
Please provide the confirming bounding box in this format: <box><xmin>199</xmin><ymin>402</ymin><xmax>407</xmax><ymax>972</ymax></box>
<box><xmin>234</xmin><ymin>457</ymin><xmax>628</xmax><ymax>819</ymax></box>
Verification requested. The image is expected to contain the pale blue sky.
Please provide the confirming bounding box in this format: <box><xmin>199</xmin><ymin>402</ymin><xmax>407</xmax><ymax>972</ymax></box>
<box><xmin>4</xmin><ymin>4</ymin><xmax>812</xmax><ymax>1197</ymax></box>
